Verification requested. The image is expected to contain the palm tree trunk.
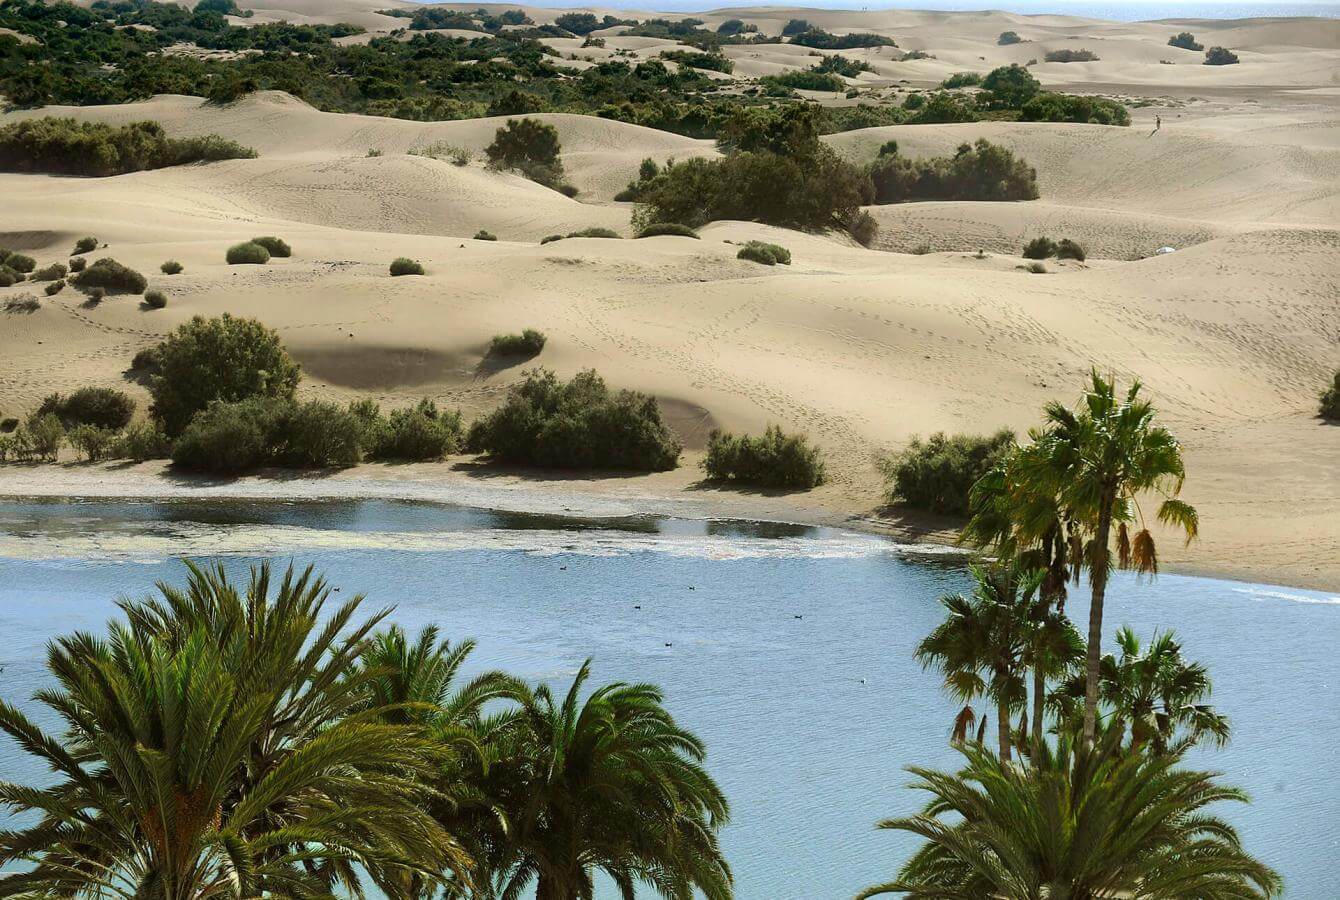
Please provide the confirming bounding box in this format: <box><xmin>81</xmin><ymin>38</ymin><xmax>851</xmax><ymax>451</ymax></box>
<box><xmin>997</xmin><ymin>698</ymin><xmax>1012</xmax><ymax>762</ymax></box>
<box><xmin>1084</xmin><ymin>501</ymin><xmax>1114</xmax><ymax>746</ymax></box>
<box><xmin>1032</xmin><ymin>661</ymin><xmax>1045</xmax><ymax>758</ymax></box>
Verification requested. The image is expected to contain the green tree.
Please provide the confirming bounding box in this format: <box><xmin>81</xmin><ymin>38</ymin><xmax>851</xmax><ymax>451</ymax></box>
<box><xmin>485</xmin><ymin>117</ymin><xmax>564</xmax><ymax>187</ymax></box>
<box><xmin>148</xmin><ymin>313</ymin><xmax>301</xmax><ymax>435</ymax></box>
<box><xmin>858</xmin><ymin>731</ymin><xmax>1282</xmax><ymax>899</ymax></box>
<box><xmin>981</xmin><ymin>63</ymin><xmax>1041</xmax><ymax>107</ymax></box>
<box><xmin>488</xmin><ymin>661</ymin><xmax>732</xmax><ymax>900</ymax></box>
<box><xmin>1018</xmin><ymin>373</ymin><xmax>1198</xmax><ymax>745</ymax></box>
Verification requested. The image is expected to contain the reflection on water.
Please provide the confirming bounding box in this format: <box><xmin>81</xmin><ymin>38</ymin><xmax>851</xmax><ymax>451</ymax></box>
<box><xmin>1</xmin><ymin>498</ymin><xmax>1337</xmax><ymax>898</ymax></box>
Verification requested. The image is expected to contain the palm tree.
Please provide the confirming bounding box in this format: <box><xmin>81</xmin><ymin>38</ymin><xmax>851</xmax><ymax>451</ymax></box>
<box><xmin>857</xmin><ymin>729</ymin><xmax>1282</xmax><ymax>899</ymax></box>
<box><xmin>487</xmin><ymin>661</ymin><xmax>732</xmax><ymax>900</ymax></box>
<box><xmin>1060</xmin><ymin>626</ymin><xmax>1229</xmax><ymax>754</ymax></box>
<box><xmin>0</xmin><ymin>562</ymin><xmax>461</xmax><ymax>898</ymax></box>
<box><xmin>1016</xmin><ymin>372</ymin><xmax>1198</xmax><ymax>745</ymax></box>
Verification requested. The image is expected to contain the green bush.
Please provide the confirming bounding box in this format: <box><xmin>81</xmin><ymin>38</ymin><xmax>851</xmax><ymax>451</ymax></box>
<box><xmin>1168</xmin><ymin>32</ymin><xmax>1203</xmax><ymax>51</ymax></box>
<box><xmin>485</xmin><ymin>117</ymin><xmax>564</xmax><ymax>188</ymax></box>
<box><xmin>981</xmin><ymin>64</ymin><xmax>1041</xmax><ymax>107</ymax></box>
<box><xmin>73</xmin><ymin>236</ymin><xmax>98</xmax><ymax>254</ymax></box>
<box><xmin>148</xmin><ymin>313</ymin><xmax>301</xmax><ymax>436</ymax></box>
<box><xmin>0</xmin><ymin>118</ymin><xmax>256</xmax><ymax>177</ymax></box>
<box><xmin>281</xmin><ymin>400</ymin><xmax>363</xmax><ymax>468</ymax></box>
<box><xmin>44</xmin><ymin>279</ymin><xmax>65</xmax><ymax>296</ymax></box>
<box><xmin>1020</xmin><ymin>92</ymin><xmax>1129</xmax><ymax>126</ymax></box>
<box><xmin>4</xmin><ymin>253</ymin><xmax>35</xmax><ymax>273</ymax></box>
<box><xmin>540</xmin><ymin>234</ymin><xmax>563</xmax><ymax>245</ymax></box>
<box><xmin>782</xmin><ymin>18</ymin><xmax>811</xmax><ymax>36</ymax></box>
<box><xmin>998</xmin><ymin>31</ymin><xmax>1023</xmax><ymax>45</ymax></box>
<box><xmin>474</xmin><ymin>230</ymin><xmax>497</xmax><ymax>241</ymax></box>
<box><xmin>0</xmin><ymin>417</ymin><xmax>17</xmax><ymax>433</ymax></box>
<box><xmin>703</xmin><ymin>425</ymin><xmax>826</xmax><ymax>489</ymax></box>
<box><xmin>662</xmin><ymin>50</ymin><xmax>734</xmax><ymax>74</ymax></box>
<box><xmin>468</xmin><ymin>368</ymin><xmax>681</xmax><ymax>471</ymax></box>
<box><xmin>86</xmin><ymin>287</ymin><xmax>106</xmax><ymax>303</ymax></box>
<box><xmin>878</xmin><ymin>140</ymin><xmax>899</xmax><ymax>157</ymax></box>
<box><xmin>815</xmin><ymin>54</ymin><xmax>873</xmax><ymax>77</ymax></box>
<box><xmin>250</xmin><ymin>235</ymin><xmax>291</xmax><ymax>257</ymax></box>
<box><xmin>160</xmin><ymin>260</ymin><xmax>183</xmax><ymax>274</ymax></box>
<box><xmin>737</xmin><ymin>241</ymin><xmax>791</xmax><ymax>266</ymax></box>
<box><xmin>172</xmin><ymin>397</ymin><xmax>283</xmax><ymax>473</ymax></box>
<box><xmin>1319</xmin><ymin>371</ymin><xmax>1340</xmax><ymax>422</ymax></box>
<box><xmin>869</xmin><ymin>139</ymin><xmax>1038</xmax><ymax>204</ymax></box>
<box><xmin>38</xmin><ymin>386</ymin><xmax>135</xmax><ymax>429</ymax></box>
<box><xmin>226</xmin><ymin>242</ymin><xmax>270</xmax><ymax>265</ymax></box>
<box><xmin>760</xmin><ymin>71</ymin><xmax>845</xmax><ymax>93</ymax></box>
<box><xmin>490</xmin><ymin>329</ymin><xmax>547</xmax><ymax>357</ymax></box>
<box><xmin>144</xmin><ymin>289</ymin><xmax>167</xmax><ymax>308</ymax></box>
<box><xmin>0</xmin><ymin>267</ymin><xmax>23</xmax><ymax>288</ymax></box>
<box><xmin>390</xmin><ymin>257</ymin><xmax>424</xmax><ymax>276</ymax></box>
<box><xmin>1204</xmin><ymin>47</ymin><xmax>1239</xmax><ymax>65</ymax></box>
<box><xmin>31</xmin><ymin>262</ymin><xmax>67</xmax><ymax>282</ymax></box>
<box><xmin>906</xmin><ymin>92</ymin><xmax>979</xmax><ymax>125</ymax></box>
<box><xmin>1056</xmin><ymin>238</ymin><xmax>1086</xmax><ymax>261</ymax></box>
<box><xmin>69</xmin><ymin>257</ymin><xmax>147</xmax><ymax>294</ymax></box>
<box><xmin>1022</xmin><ymin>237</ymin><xmax>1057</xmax><ymax>259</ymax></box>
<box><xmin>130</xmin><ymin>346</ymin><xmax>161</xmax><ymax>376</ymax></box>
<box><xmin>377</xmin><ymin>399</ymin><xmax>465</xmax><ymax>461</ymax></box>
<box><xmin>68</xmin><ymin>424</ymin><xmax>118</xmax><ymax>462</ymax></box>
<box><xmin>565</xmin><ymin>227</ymin><xmax>620</xmax><ymax>239</ymax></box>
<box><xmin>555</xmin><ymin>11</ymin><xmax>601</xmax><ymax>34</ymax></box>
<box><xmin>880</xmin><ymin>429</ymin><xmax>1016</xmax><ymax>515</ymax></box>
<box><xmin>113</xmin><ymin>421</ymin><xmax>172</xmax><ymax>461</ymax></box>
<box><xmin>636</xmin><ymin>222</ymin><xmax>699</xmax><ymax>239</ymax></box>
<box><xmin>5</xmin><ymin>293</ymin><xmax>41</xmax><ymax>312</ymax></box>
<box><xmin>940</xmin><ymin>72</ymin><xmax>982</xmax><ymax>89</ymax></box>
<box><xmin>1044</xmin><ymin>48</ymin><xmax>1099</xmax><ymax>63</ymax></box>
<box><xmin>24</xmin><ymin>412</ymin><xmax>65</xmax><ymax>461</ymax></box>
<box><xmin>68</xmin><ymin>256</ymin><xmax>86</xmax><ymax>273</ymax></box>
<box><xmin>789</xmin><ymin>29</ymin><xmax>894</xmax><ymax>50</ymax></box>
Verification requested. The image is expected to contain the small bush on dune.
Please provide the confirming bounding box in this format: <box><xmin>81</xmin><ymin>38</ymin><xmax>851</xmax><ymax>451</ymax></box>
<box><xmin>737</xmin><ymin>241</ymin><xmax>791</xmax><ymax>266</ymax></box>
<box><xmin>490</xmin><ymin>329</ymin><xmax>547</xmax><ymax>357</ymax></box>
<box><xmin>68</xmin><ymin>424</ymin><xmax>118</xmax><ymax>462</ymax></box>
<box><xmin>940</xmin><ymin>72</ymin><xmax>982</xmax><ymax>89</ymax></box>
<box><xmin>38</xmin><ymin>386</ymin><xmax>135</xmax><ymax>430</ymax></box>
<box><xmin>760</xmin><ymin>71</ymin><xmax>845</xmax><ymax>93</ymax></box>
<box><xmin>636</xmin><ymin>222</ymin><xmax>699</xmax><ymax>239</ymax></box>
<box><xmin>226</xmin><ymin>242</ymin><xmax>270</xmax><ymax>265</ymax></box>
<box><xmin>998</xmin><ymin>30</ymin><xmax>1023</xmax><ymax>45</ymax></box>
<box><xmin>1022</xmin><ymin>236</ymin><xmax>1057</xmax><ymax>259</ymax></box>
<box><xmin>0</xmin><ymin>118</ymin><xmax>256</xmax><ymax>177</ymax></box>
<box><xmin>468</xmin><ymin>368</ymin><xmax>681</xmax><ymax>471</ymax></box>
<box><xmin>1020</xmin><ymin>92</ymin><xmax>1129</xmax><ymax>126</ymax></box>
<box><xmin>1044</xmin><ymin>49</ymin><xmax>1099</xmax><ymax>63</ymax></box>
<box><xmin>130</xmin><ymin>346</ymin><xmax>160</xmax><ymax>376</ymax></box>
<box><xmin>24</xmin><ymin>412</ymin><xmax>65</xmax><ymax>461</ymax></box>
<box><xmin>161</xmin><ymin>260</ymin><xmax>184</xmax><ymax>274</ymax></box>
<box><xmin>703</xmin><ymin>425</ymin><xmax>826</xmax><ymax>489</ymax></box>
<box><xmin>4</xmin><ymin>253</ymin><xmax>35</xmax><ymax>273</ymax></box>
<box><xmin>565</xmin><ymin>227</ymin><xmax>620</xmax><ymax>239</ymax></box>
<box><xmin>45</xmin><ymin>279</ymin><xmax>65</xmax><ymax>296</ymax></box>
<box><xmin>1056</xmin><ymin>238</ymin><xmax>1086</xmax><ymax>261</ymax></box>
<box><xmin>0</xmin><ymin>267</ymin><xmax>22</xmax><ymax>288</ymax></box>
<box><xmin>881</xmin><ymin>429</ymin><xmax>1016</xmax><ymax>516</ymax></box>
<box><xmin>281</xmin><ymin>400</ymin><xmax>364</xmax><ymax>468</ymax></box>
<box><xmin>172</xmin><ymin>397</ymin><xmax>283</xmax><ymax>473</ymax></box>
<box><xmin>5</xmin><ymin>293</ymin><xmax>41</xmax><ymax>312</ymax></box>
<box><xmin>377</xmin><ymin>399</ymin><xmax>465</xmax><ymax>461</ymax></box>
<box><xmin>68</xmin><ymin>256</ymin><xmax>86</xmax><ymax>273</ymax></box>
<box><xmin>1168</xmin><ymin>32</ymin><xmax>1203</xmax><ymax>51</ymax></box>
<box><xmin>113</xmin><ymin>421</ymin><xmax>172</xmax><ymax>461</ymax></box>
<box><xmin>389</xmin><ymin>257</ymin><xmax>425</xmax><ymax>276</ymax></box>
<box><xmin>73</xmin><ymin>236</ymin><xmax>98</xmax><ymax>255</ymax></box>
<box><xmin>1204</xmin><ymin>46</ymin><xmax>1239</xmax><ymax>65</ymax></box>
<box><xmin>540</xmin><ymin>234</ymin><xmax>563</xmax><ymax>245</ymax></box>
<box><xmin>70</xmin><ymin>257</ymin><xmax>147</xmax><ymax>294</ymax></box>
<box><xmin>486</xmin><ymin>117</ymin><xmax>565</xmax><ymax>189</ymax></box>
<box><xmin>868</xmin><ymin>139</ymin><xmax>1038</xmax><ymax>204</ymax></box>
<box><xmin>0</xmin><ymin>418</ymin><xmax>16</xmax><ymax>433</ymax></box>
<box><xmin>144</xmin><ymin>290</ymin><xmax>167</xmax><ymax>309</ymax></box>
<box><xmin>86</xmin><ymin>287</ymin><xmax>106</xmax><ymax>303</ymax></box>
<box><xmin>250</xmin><ymin>235</ymin><xmax>291</xmax><ymax>257</ymax></box>
<box><xmin>1319</xmin><ymin>371</ymin><xmax>1340</xmax><ymax>422</ymax></box>
<box><xmin>31</xmin><ymin>262</ymin><xmax>67</xmax><ymax>282</ymax></box>
<box><xmin>474</xmin><ymin>230</ymin><xmax>497</xmax><ymax>241</ymax></box>
<box><xmin>1024</xmin><ymin>261</ymin><xmax>1047</xmax><ymax>274</ymax></box>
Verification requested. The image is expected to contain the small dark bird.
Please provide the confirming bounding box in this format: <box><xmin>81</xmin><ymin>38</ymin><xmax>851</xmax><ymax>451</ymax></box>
<box><xmin>559</xmin><ymin>566</ymin><xmax>567</xmax><ymax>571</ymax></box>
<box><xmin>794</xmin><ymin>614</ymin><xmax>803</xmax><ymax>619</ymax></box>
<box><xmin>634</xmin><ymin>605</ymin><xmax>641</xmax><ymax>609</ymax></box>
<box><xmin>665</xmin><ymin>642</ymin><xmax>673</xmax><ymax>647</ymax></box>
<box><xmin>688</xmin><ymin>586</ymin><xmax>695</xmax><ymax>591</ymax></box>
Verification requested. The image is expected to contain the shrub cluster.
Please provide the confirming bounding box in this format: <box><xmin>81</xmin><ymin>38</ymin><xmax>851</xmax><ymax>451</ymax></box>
<box><xmin>661</xmin><ymin>50</ymin><xmax>733</xmax><ymax>74</ymax></box>
<box><xmin>940</xmin><ymin>72</ymin><xmax>982</xmax><ymax>89</ymax></box>
<box><xmin>30</xmin><ymin>262</ymin><xmax>67</xmax><ymax>281</ymax></box>
<box><xmin>68</xmin><ymin>256</ymin><xmax>86</xmax><ymax>273</ymax></box>
<box><xmin>1022</xmin><ymin>236</ymin><xmax>1085</xmax><ymax>261</ymax></box>
<box><xmin>69</xmin><ymin>257</ymin><xmax>147</xmax><ymax>294</ymax></box>
<box><xmin>5</xmin><ymin>293</ymin><xmax>41</xmax><ymax>312</ymax></box>
<box><xmin>226</xmin><ymin>241</ymin><xmax>269</xmax><ymax>264</ymax></box>
<box><xmin>474</xmin><ymin>230</ymin><xmax>498</xmax><ymax>241</ymax></box>
<box><xmin>905</xmin><ymin>92</ymin><xmax>979</xmax><ymax>125</ymax></box>
<box><xmin>1020</xmin><ymin>92</ymin><xmax>1129</xmax><ymax>126</ymax></box>
<box><xmin>789</xmin><ymin>29</ymin><xmax>894</xmax><ymax>50</ymax></box>
<box><xmin>1168</xmin><ymin>32</ymin><xmax>1203</xmax><ymax>51</ymax></box>
<box><xmin>490</xmin><ymin>329</ymin><xmax>546</xmax><ymax>357</ymax></box>
<box><xmin>1320</xmin><ymin>371</ymin><xmax>1340</xmax><ymax>422</ymax></box>
<box><xmin>998</xmin><ymin>31</ymin><xmax>1023</xmax><ymax>45</ymax></box>
<box><xmin>144</xmin><ymin>289</ymin><xmax>167</xmax><ymax>308</ymax></box>
<box><xmin>73</xmin><ymin>236</ymin><xmax>98</xmax><ymax>254</ymax></box>
<box><xmin>0</xmin><ymin>118</ymin><xmax>255</xmax><ymax>176</ymax></box>
<box><xmin>250</xmin><ymin>235</ymin><xmax>291</xmax><ymax>257</ymax></box>
<box><xmin>636</xmin><ymin>222</ymin><xmax>699</xmax><ymax>239</ymax></box>
<box><xmin>390</xmin><ymin>257</ymin><xmax>425</xmax><ymax>276</ymax></box>
<box><xmin>1204</xmin><ymin>47</ymin><xmax>1239</xmax><ymax>65</ymax></box>
<box><xmin>737</xmin><ymin>241</ymin><xmax>791</xmax><ymax>266</ymax></box>
<box><xmin>1</xmin><ymin>250</ymin><xmax>35</xmax><ymax>273</ymax></box>
<box><xmin>44</xmin><ymin>279</ymin><xmax>65</xmax><ymax>296</ymax></box>
<box><xmin>868</xmin><ymin>139</ymin><xmax>1039</xmax><ymax>204</ymax></box>
<box><xmin>38</xmin><ymin>386</ymin><xmax>135</xmax><ymax>429</ymax></box>
<box><xmin>485</xmin><ymin>117</ymin><xmax>566</xmax><ymax>190</ymax></box>
<box><xmin>467</xmin><ymin>368</ymin><xmax>681</xmax><ymax>471</ymax></box>
<box><xmin>702</xmin><ymin>425</ymin><xmax>826</xmax><ymax>489</ymax></box>
<box><xmin>161</xmin><ymin>259</ymin><xmax>183</xmax><ymax>274</ymax></box>
<box><xmin>881</xmin><ymin>429</ymin><xmax>1017</xmax><ymax>516</ymax></box>
<box><xmin>760</xmin><ymin>70</ymin><xmax>846</xmax><ymax>94</ymax></box>
<box><xmin>1044</xmin><ymin>49</ymin><xmax>1099</xmax><ymax>63</ymax></box>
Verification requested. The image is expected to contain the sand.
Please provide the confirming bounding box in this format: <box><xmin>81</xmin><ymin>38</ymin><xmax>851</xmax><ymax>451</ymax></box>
<box><xmin>1</xmin><ymin>6</ymin><xmax>1337</xmax><ymax>590</ymax></box>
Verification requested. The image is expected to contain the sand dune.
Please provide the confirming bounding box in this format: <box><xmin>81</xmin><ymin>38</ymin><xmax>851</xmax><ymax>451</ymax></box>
<box><xmin>2</xmin><ymin>4</ymin><xmax>1338</xmax><ymax>587</ymax></box>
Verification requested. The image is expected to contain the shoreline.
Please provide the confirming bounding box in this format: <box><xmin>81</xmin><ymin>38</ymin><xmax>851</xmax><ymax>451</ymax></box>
<box><xmin>0</xmin><ymin>461</ymin><xmax>1333</xmax><ymax>593</ymax></box>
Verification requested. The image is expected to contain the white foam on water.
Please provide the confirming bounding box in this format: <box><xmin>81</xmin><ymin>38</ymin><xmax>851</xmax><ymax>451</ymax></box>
<box><xmin>1230</xmin><ymin>586</ymin><xmax>1340</xmax><ymax>606</ymax></box>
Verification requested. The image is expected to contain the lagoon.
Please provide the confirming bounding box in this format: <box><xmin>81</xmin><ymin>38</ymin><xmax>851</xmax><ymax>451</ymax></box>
<box><xmin>0</xmin><ymin>498</ymin><xmax>1336</xmax><ymax>898</ymax></box>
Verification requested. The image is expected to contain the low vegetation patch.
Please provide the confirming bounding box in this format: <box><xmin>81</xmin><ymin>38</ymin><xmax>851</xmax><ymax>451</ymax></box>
<box><xmin>68</xmin><ymin>257</ymin><xmax>86</xmax><ymax>273</ymax></box>
<box><xmin>703</xmin><ymin>425</ymin><xmax>826</xmax><ymax>489</ymax></box>
<box><xmin>661</xmin><ymin>50</ymin><xmax>733</xmax><ymax>74</ymax></box>
<box><xmin>38</xmin><ymin>387</ymin><xmax>135</xmax><ymax>430</ymax></box>
<box><xmin>489</xmin><ymin>329</ymin><xmax>547</xmax><ymax>357</ymax></box>
<box><xmin>68</xmin><ymin>424</ymin><xmax>118</xmax><ymax>462</ymax></box>
<box><xmin>636</xmin><ymin>222</ymin><xmax>699</xmax><ymax>239</ymax></box>
<box><xmin>1204</xmin><ymin>47</ymin><xmax>1239</xmax><ymax>65</ymax></box>
<box><xmin>144</xmin><ymin>289</ymin><xmax>167</xmax><ymax>308</ymax></box>
<box><xmin>880</xmin><ymin>429</ymin><xmax>1016</xmax><ymax>516</ymax></box>
<box><xmin>737</xmin><ymin>241</ymin><xmax>791</xmax><ymax>266</ymax></box>
<box><xmin>2</xmin><ymin>252</ymin><xmax>35</xmax><ymax>273</ymax></box>
<box><xmin>161</xmin><ymin>260</ymin><xmax>183</xmax><ymax>274</ymax></box>
<box><xmin>0</xmin><ymin>267</ymin><xmax>22</xmax><ymax>288</ymax></box>
<box><xmin>30</xmin><ymin>262</ymin><xmax>66</xmax><ymax>281</ymax></box>
<box><xmin>1168</xmin><ymin>32</ymin><xmax>1204</xmax><ymax>51</ymax></box>
<box><xmin>998</xmin><ymin>30</ymin><xmax>1023</xmax><ymax>45</ymax></box>
<box><xmin>869</xmin><ymin>139</ymin><xmax>1039</xmax><ymax>204</ymax></box>
<box><xmin>389</xmin><ymin>257</ymin><xmax>425</xmax><ymax>276</ymax></box>
<box><xmin>1320</xmin><ymin>371</ymin><xmax>1340</xmax><ymax>422</ymax></box>
<box><xmin>485</xmin><ymin>117</ymin><xmax>567</xmax><ymax>190</ymax></box>
<box><xmin>226</xmin><ymin>242</ymin><xmax>269</xmax><ymax>265</ymax></box>
<box><xmin>73</xmin><ymin>236</ymin><xmax>98</xmax><ymax>254</ymax></box>
<box><xmin>940</xmin><ymin>72</ymin><xmax>982</xmax><ymax>89</ymax></box>
<box><xmin>1020</xmin><ymin>92</ymin><xmax>1129</xmax><ymax>125</ymax></box>
<box><xmin>0</xmin><ymin>118</ymin><xmax>255</xmax><ymax>176</ymax></box>
<box><xmin>566</xmin><ymin>227</ymin><xmax>620</xmax><ymax>239</ymax></box>
<box><xmin>44</xmin><ymin>279</ymin><xmax>65</xmax><ymax>296</ymax></box>
<box><xmin>474</xmin><ymin>230</ymin><xmax>498</xmax><ymax>241</ymax></box>
<box><xmin>70</xmin><ymin>257</ymin><xmax>147</xmax><ymax>294</ymax></box>
<box><xmin>1044</xmin><ymin>49</ymin><xmax>1100</xmax><ymax>63</ymax></box>
<box><xmin>1023</xmin><ymin>236</ymin><xmax>1085</xmax><ymax>261</ymax></box>
<box><xmin>789</xmin><ymin>29</ymin><xmax>895</xmax><ymax>50</ymax></box>
<box><xmin>250</xmin><ymin>235</ymin><xmax>291</xmax><ymax>257</ymax></box>
<box><xmin>467</xmin><ymin>368</ymin><xmax>681</xmax><ymax>471</ymax></box>
<box><xmin>761</xmin><ymin>70</ymin><xmax>846</xmax><ymax>94</ymax></box>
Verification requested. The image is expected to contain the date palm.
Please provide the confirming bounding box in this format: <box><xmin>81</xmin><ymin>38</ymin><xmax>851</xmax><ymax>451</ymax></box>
<box><xmin>488</xmin><ymin>661</ymin><xmax>732</xmax><ymax>900</ymax></box>
<box><xmin>0</xmin><ymin>562</ymin><xmax>462</xmax><ymax>899</ymax></box>
<box><xmin>1016</xmin><ymin>372</ymin><xmax>1198</xmax><ymax>745</ymax></box>
<box><xmin>858</xmin><ymin>729</ymin><xmax>1282</xmax><ymax>899</ymax></box>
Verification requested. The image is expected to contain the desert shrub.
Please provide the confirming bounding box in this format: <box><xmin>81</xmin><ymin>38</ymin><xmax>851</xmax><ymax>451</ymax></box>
<box><xmin>737</xmin><ymin>241</ymin><xmax>791</xmax><ymax>266</ymax></box>
<box><xmin>815</xmin><ymin>54</ymin><xmax>873</xmax><ymax>77</ymax></box>
<box><xmin>717</xmin><ymin>18</ymin><xmax>748</xmax><ymax>35</ymax></box>
<box><xmin>490</xmin><ymin>329</ymin><xmax>547</xmax><ymax>357</ymax></box>
<box><xmin>1056</xmin><ymin>238</ymin><xmax>1086</xmax><ymax>261</ymax></box>
<box><xmin>113</xmin><ymin>421</ymin><xmax>172</xmax><ymax>461</ymax></box>
<box><xmin>4</xmin><ymin>253</ymin><xmax>35</xmax><ymax>273</ymax></box>
<box><xmin>377</xmin><ymin>399</ymin><xmax>464</xmax><ymax>461</ymax></box>
<box><xmin>485</xmin><ymin>117</ymin><xmax>564</xmax><ymax>188</ymax></box>
<box><xmin>86</xmin><ymin>287</ymin><xmax>106</xmax><ymax>303</ymax></box>
<box><xmin>468</xmin><ymin>368</ymin><xmax>681</xmax><ymax>471</ymax></box>
<box><xmin>998</xmin><ymin>31</ymin><xmax>1023</xmax><ymax>45</ymax></box>
<box><xmin>73</xmin><ymin>236</ymin><xmax>98</xmax><ymax>254</ymax></box>
<box><xmin>789</xmin><ymin>29</ymin><xmax>894</xmax><ymax>50</ymax></box>
<box><xmin>636</xmin><ymin>222</ymin><xmax>699</xmax><ymax>238</ymax></box>
<box><xmin>881</xmin><ymin>429</ymin><xmax>1016</xmax><ymax>515</ymax></box>
<box><xmin>940</xmin><ymin>72</ymin><xmax>982</xmax><ymax>89</ymax></box>
<box><xmin>45</xmin><ymin>279</ymin><xmax>65</xmax><ymax>296</ymax></box>
<box><xmin>148</xmin><ymin>313</ymin><xmax>301</xmax><ymax>435</ymax></box>
<box><xmin>69</xmin><ymin>257</ymin><xmax>147</xmax><ymax>294</ymax></box>
<box><xmin>1020</xmin><ymin>92</ymin><xmax>1129</xmax><ymax>125</ymax></box>
<box><xmin>281</xmin><ymin>400</ymin><xmax>363</xmax><ymax>468</ymax></box>
<box><xmin>24</xmin><ymin>412</ymin><xmax>65</xmax><ymax>461</ymax></box>
<box><xmin>38</xmin><ymin>386</ymin><xmax>135</xmax><ymax>430</ymax></box>
<box><xmin>130</xmin><ymin>346</ymin><xmax>161</xmax><ymax>375</ymax></box>
<box><xmin>1022</xmin><ymin>236</ymin><xmax>1058</xmax><ymax>259</ymax></box>
<box><xmin>488</xmin><ymin>90</ymin><xmax>547</xmax><ymax>117</ymax></box>
<box><xmin>0</xmin><ymin>267</ymin><xmax>22</xmax><ymax>288</ymax></box>
<box><xmin>869</xmin><ymin>139</ymin><xmax>1039</xmax><ymax>204</ymax></box>
<box><xmin>565</xmin><ymin>227</ymin><xmax>620</xmax><ymax>239</ymax></box>
<box><xmin>0</xmin><ymin>417</ymin><xmax>16</xmax><ymax>433</ymax></box>
<box><xmin>1024</xmin><ymin>261</ymin><xmax>1047</xmax><ymax>274</ymax></box>
<box><xmin>5</xmin><ymin>293</ymin><xmax>41</xmax><ymax>312</ymax></box>
<box><xmin>1044</xmin><ymin>49</ymin><xmax>1099</xmax><ymax>63</ymax></box>
<box><xmin>225</xmin><ymin>241</ymin><xmax>269</xmax><ymax>265</ymax></box>
<box><xmin>172</xmin><ymin>397</ymin><xmax>285</xmax><ymax>473</ymax></box>
<box><xmin>906</xmin><ymin>92</ymin><xmax>979</xmax><ymax>124</ymax></box>
<box><xmin>68</xmin><ymin>424</ymin><xmax>118</xmax><ymax>462</ymax></box>
<box><xmin>390</xmin><ymin>257</ymin><xmax>425</xmax><ymax>276</ymax></box>
<box><xmin>540</xmin><ymin>234</ymin><xmax>563</xmax><ymax>245</ymax></box>
<box><xmin>902</xmin><ymin>93</ymin><xmax>926</xmax><ymax>110</ymax></box>
<box><xmin>662</xmin><ymin>50</ymin><xmax>734</xmax><ymax>74</ymax></box>
<box><xmin>474</xmin><ymin>230</ymin><xmax>498</xmax><ymax>241</ymax></box>
<box><xmin>161</xmin><ymin>260</ymin><xmax>183</xmax><ymax>274</ymax></box>
<box><xmin>760</xmin><ymin>71</ymin><xmax>845</xmax><ymax>93</ymax></box>
<box><xmin>0</xmin><ymin>118</ymin><xmax>256</xmax><ymax>177</ymax></box>
<box><xmin>1204</xmin><ymin>47</ymin><xmax>1239</xmax><ymax>65</ymax></box>
<box><xmin>1319</xmin><ymin>371</ymin><xmax>1340</xmax><ymax>422</ymax></box>
<box><xmin>878</xmin><ymin>140</ymin><xmax>899</xmax><ymax>157</ymax></box>
<box><xmin>703</xmin><ymin>425</ymin><xmax>826</xmax><ymax>489</ymax></box>
<box><xmin>68</xmin><ymin>256</ymin><xmax>86</xmax><ymax>273</ymax></box>
<box><xmin>250</xmin><ymin>235</ymin><xmax>291</xmax><ymax>257</ymax></box>
<box><xmin>1168</xmin><ymin>32</ymin><xmax>1203</xmax><ymax>51</ymax></box>
<box><xmin>144</xmin><ymin>289</ymin><xmax>167</xmax><ymax>308</ymax></box>
<box><xmin>782</xmin><ymin>18</ymin><xmax>811</xmax><ymax>36</ymax></box>
<box><xmin>981</xmin><ymin>63</ymin><xmax>1041</xmax><ymax>107</ymax></box>
<box><xmin>849</xmin><ymin>210</ymin><xmax>878</xmax><ymax>248</ymax></box>
<box><xmin>31</xmin><ymin>262</ymin><xmax>67</xmax><ymax>282</ymax></box>
<box><xmin>555</xmin><ymin>12</ymin><xmax>601</xmax><ymax>34</ymax></box>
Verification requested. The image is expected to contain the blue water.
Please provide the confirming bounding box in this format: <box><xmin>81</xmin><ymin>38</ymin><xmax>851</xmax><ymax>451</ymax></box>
<box><xmin>513</xmin><ymin>0</ymin><xmax>1340</xmax><ymax>19</ymax></box>
<box><xmin>0</xmin><ymin>498</ymin><xmax>1337</xmax><ymax>898</ymax></box>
